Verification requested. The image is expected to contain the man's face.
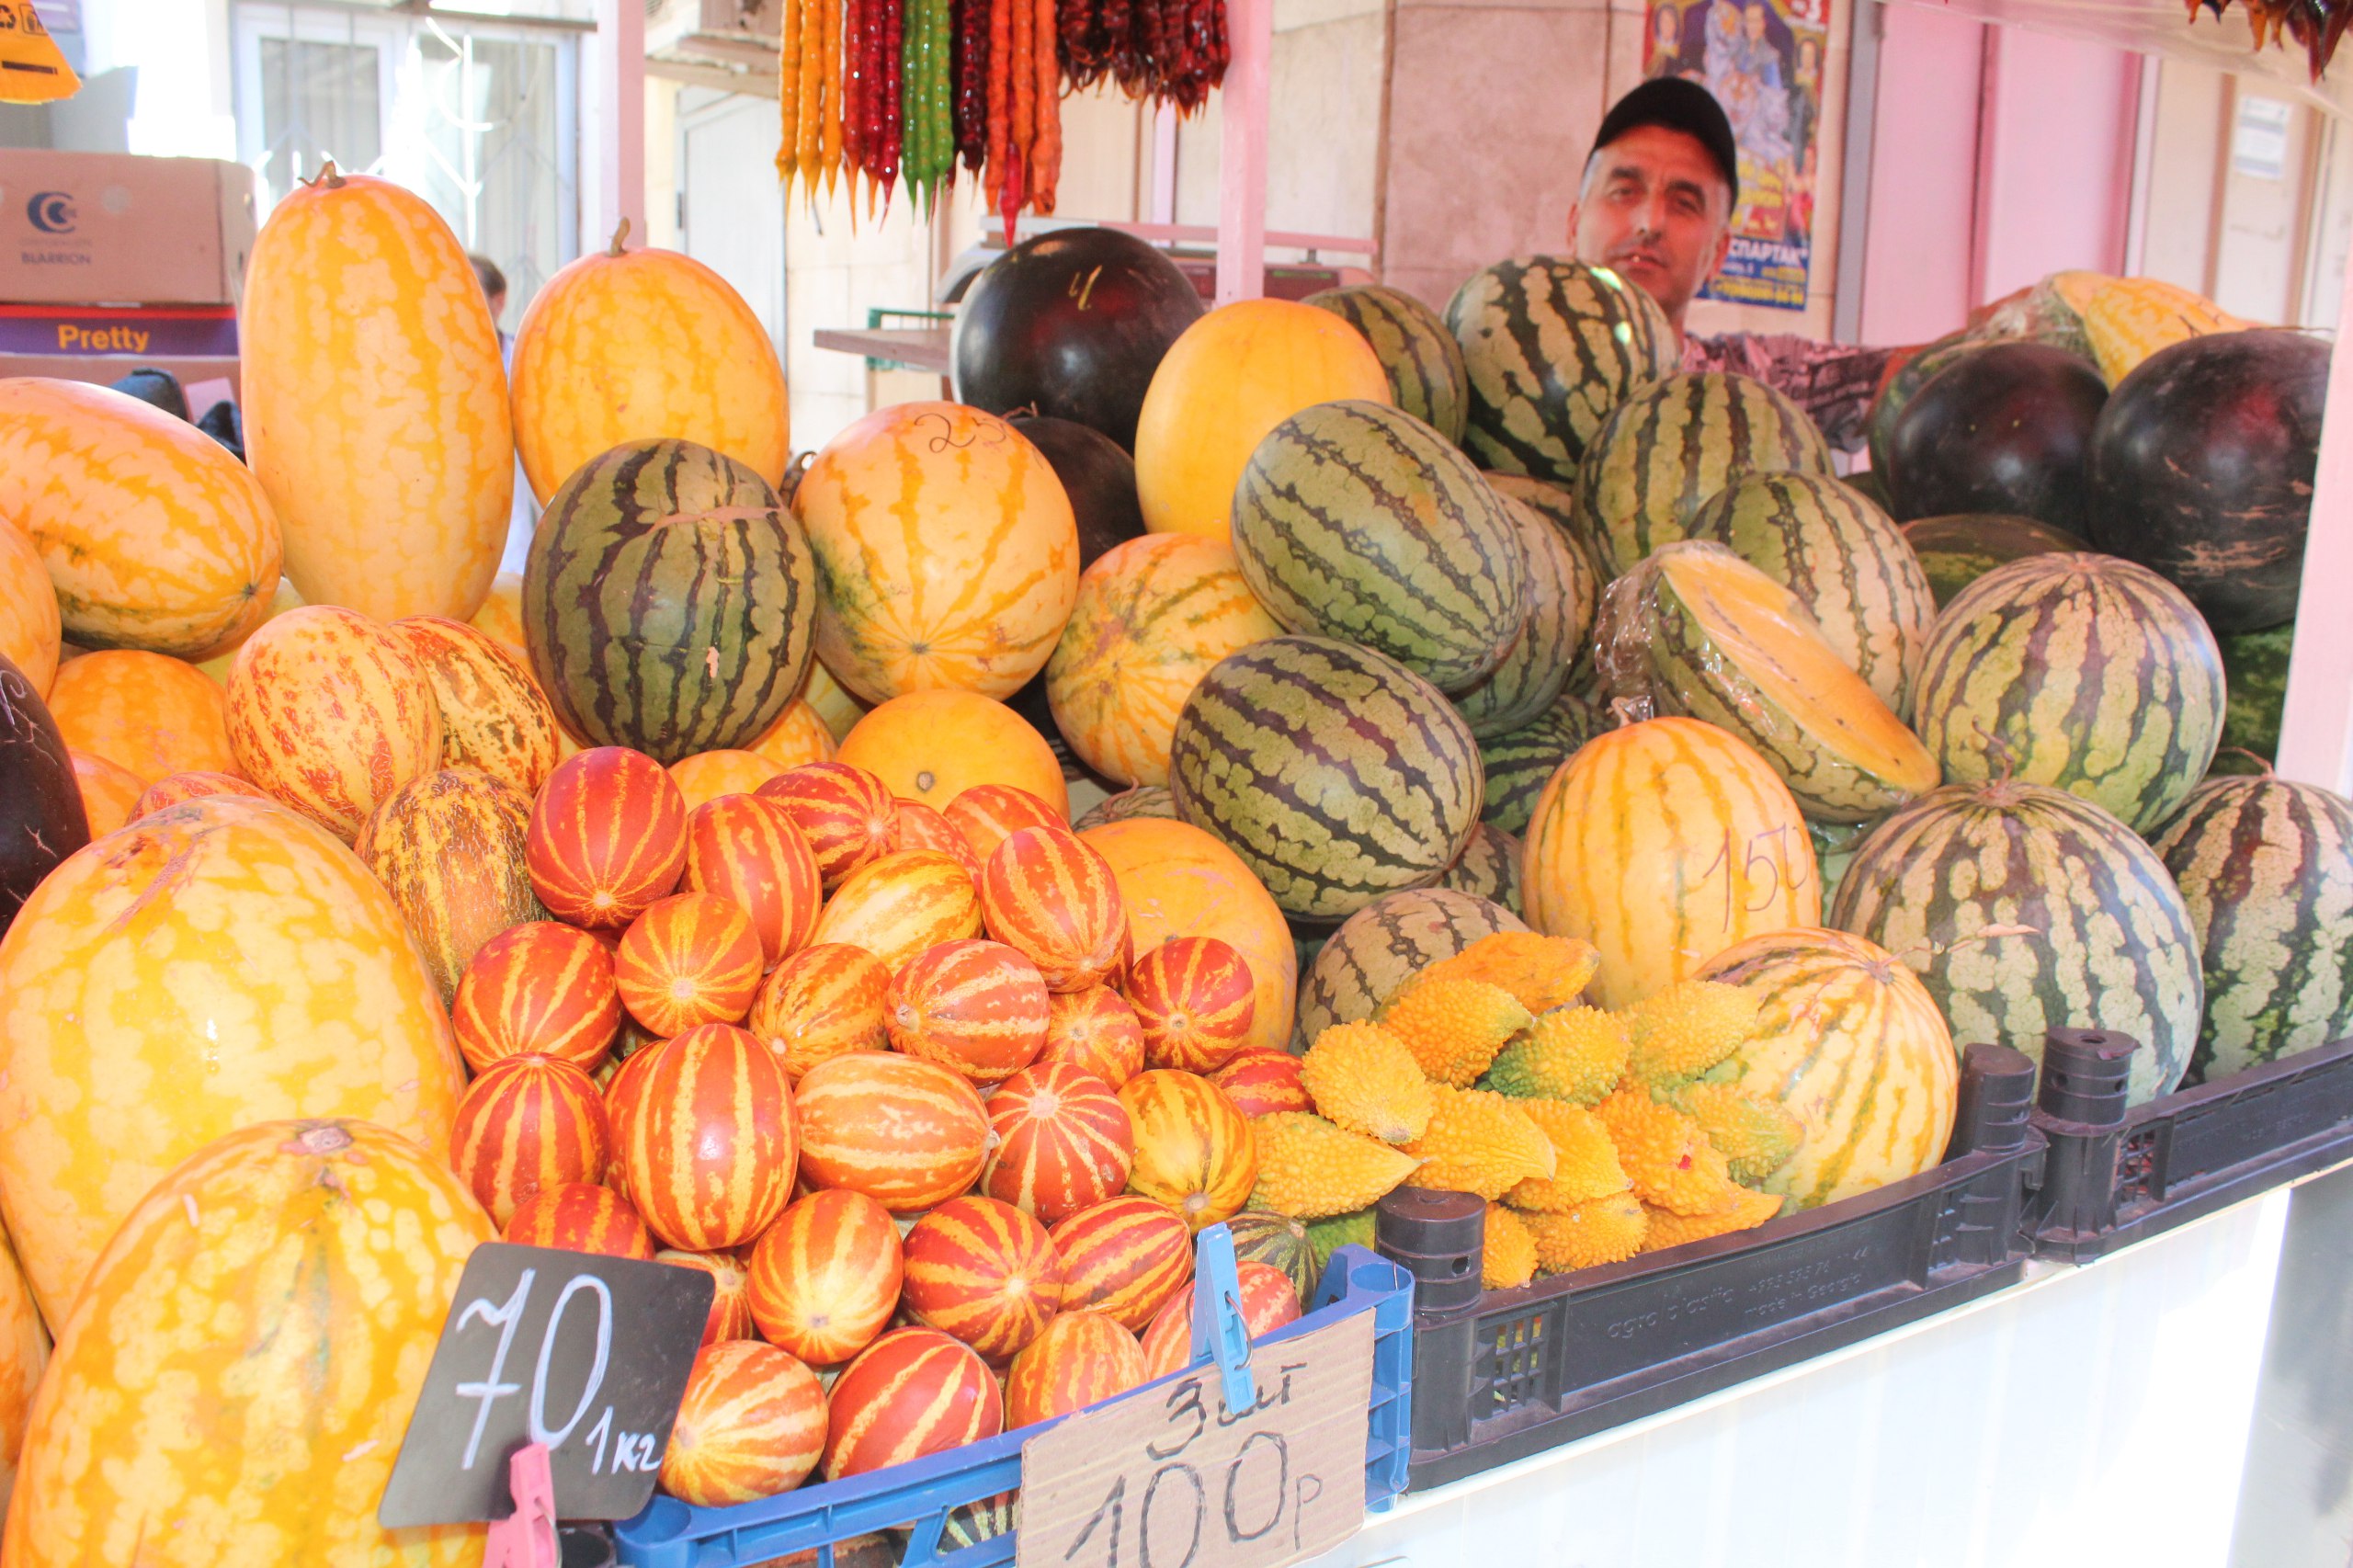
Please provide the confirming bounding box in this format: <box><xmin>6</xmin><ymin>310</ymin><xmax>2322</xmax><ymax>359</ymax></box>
<box><xmin>1566</xmin><ymin>123</ymin><xmax>1733</xmax><ymax>328</ymax></box>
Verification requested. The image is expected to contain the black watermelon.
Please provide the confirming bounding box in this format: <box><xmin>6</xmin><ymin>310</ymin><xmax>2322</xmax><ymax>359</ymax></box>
<box><xmin>0</xmin><ymin>649</ymin><xmax>90</xmax><ymax>936</ymax></box>
<box><xmin>1885</xmin><ymin>343</ymin><xmax>2107</xmax><ymax>532</ymax></box>
<box><xmin>1007</xmin><ymin>415</ymin><xmax>1146</xmax><ymax>566</ymax></box>
<box><xmin>2086</xmin><ymin>328</ymin><xmax>2326</xmax><ymax>633</ymax></box>
<box><xmin>951</xmin><ymin>228</ymin><xmax>1205</xmax><ymax>451</ymax></box>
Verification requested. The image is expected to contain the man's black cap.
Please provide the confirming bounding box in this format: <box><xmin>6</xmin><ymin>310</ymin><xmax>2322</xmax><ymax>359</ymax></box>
<box><xmin>1589</xmin><ymin>78</ymin><xmax>1740</xmax><ymax>210</ymax></box>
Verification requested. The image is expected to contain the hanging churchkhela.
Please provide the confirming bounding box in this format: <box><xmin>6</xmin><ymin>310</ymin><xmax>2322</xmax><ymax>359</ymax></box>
<box><xmin>778</xmin><ymin>0</ymin><xmax>1225</xmax><ymax>227</ymax></box>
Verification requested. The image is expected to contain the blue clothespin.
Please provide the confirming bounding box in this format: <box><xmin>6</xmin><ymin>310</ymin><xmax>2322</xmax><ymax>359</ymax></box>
<box><xmin>1188</xmin><ymin>1223</ymin><xmax>1256</xmax><ymax>1415</ymax></box>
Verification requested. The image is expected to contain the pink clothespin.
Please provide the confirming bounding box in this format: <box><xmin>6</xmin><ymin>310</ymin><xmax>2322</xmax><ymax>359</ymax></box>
<box><xmin>483</xmin><ymin>1442</ymin><xmax>560</xmax><ymax>1568</ymax></box>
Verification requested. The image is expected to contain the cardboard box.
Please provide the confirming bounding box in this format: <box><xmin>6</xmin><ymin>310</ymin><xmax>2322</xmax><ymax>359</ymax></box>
<box><xmin>0</xmin><ymin>150</ymin><xmax>256</xmax><ymax>306</ymax></box>
<box><xmin>0</xmin><ymin>353</ymin><xmax>239</xmax><ymax>403</ymax></box>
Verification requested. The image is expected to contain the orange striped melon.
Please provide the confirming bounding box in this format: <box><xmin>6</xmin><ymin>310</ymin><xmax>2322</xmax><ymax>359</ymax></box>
<box><xmin>822</xmin><ymin>1327</ymin><xmax>1002</xmax><ymax>1481</ymax></box>
<box><xmin>891</xmin><ymin>799</ymin><xmax>983</xmax><ymax>880</ymax></box>
<box><xmin>1139</xmin><ymin>1260</ymin><xmax>1299</xmax><ymax>1380</ymax></box>
<box><xmin>839</xmin><ymin>691</ymin><xmax>1071</xmax><ymax>817</ymax></box>
<box><xmin>0</xmin><ymin>378</ymin><xmax>280</xmax><ymax>660</ymax></box>
<box><xmin>1125</xmin><ymin>936</ymin><xmax>1255</xmax><ymax>1072</ymax></box>
<box><xmin>685</xmin><ymin>794</ymin><xmax>823</xmax><ymax>969</ymax></box>
<box><xmin>659</xmin><ymin>1248</ymin><xmax>758</xmax><ymax>1345</ymax></box>
<box><xmin>0</xmin><ymin>1120</ymin><xmax>489</xmax><ymax>1567</ymax></box>
<box><xmin>504</xmin><ymin>1180</ymin><xmax>655</xmax><ymax>1260</ymax></box>
<box><xmin>1006</xmin><ymin>1311</ymin><xmax>1149</xmax><ymax>1427</ymax></box>
<box><xmin>353</xmin><ymin>767</ymin><xmax>544</xmax><ymax>1002</ymax></box>
<box><xmin>225</xmin><ymin>606</ymin><xmax>444</xmax><ymax>841</ymax></box>
<box><xmin>449</xmin><ymin>1053</ymin><xmax>612</xmax><ymax>1227</ymax></box>
<box><xmin>671</xmin><ymin>750</ymin><xmax>787</xmax><ymax>812</ymax></box>
<box><xmin>526</xmin><ymin>746</ymin><xmax>688</xmax><ymax>928</ymax></box>
<box><xmin>1039</xmin><ymin>985</ymin><xmax>1147</xmax><ymax>1086</ymax></box>
<box><xmin>452</xmin><ymin>920</ymin><xmax>623</xmax><ymax>1072</ymax></box>
<box><xmin>744</xmin><ymin>698</ymin><xmax>839</xmax><ymax>770</ymax></box>
<box><xmin>793</xmin><ymin>1051</ymin><xmax>990</xmax><ymax>1212</ymax></box>
<box><xmin>983</xmin><ymin>1061</ymin><xmax>1135</xmax><ymax>1222</ymax></box>
<box><xmin>886</xmin><ymin>938</ymin><xmax>1051</xmax><ymax>1084</ymax></box>
<box><xmin>980</xmin><ymin>825</ymin><xmax>1128</xmax><ymax>994</ymax></box>
<box><xmin>756</xmin><ymin>761</ymin><xmax>900</xmax><ymax>888</ymax></box>
<box><xmin>1118</xmin><ymin>1071</ymin><xmax>1256</xmax><ymax>1231</ymax></box>
<box><xmin>795</xmin><ymin>403</ymin><xmax>1080</xmax><ymax>703</ymax></box>
<box><xmin>1047</xmin><ymin>1196</ymin><xmax>1193</xmax><ymax>1332</ymax></box>
<box><xmin>131</xmin><ymin>770</ymin><xmax>259</xmax><ymax>822</ymax></box>
<box><xmin>64</xmin><ymin>751</ymin><xmax>140</xmax><ymax>838</ymax></box>
<box><xmin>1210</xmin><ymin>1047</ymin><xmax>1311</xmax><ymax>1116</ymax></box>
<box><xmin>0</xmin><ymin>525</ymin><xmax>60</xmax><ymax>699</ymax></box>
<box><xmin>1080</xmin><ymin>818</ymin><xmax>1297</xmax><ymax>1056</ymax></box>
<box><xmin>1046</xmin><ymin>535</ymin><xmax>1282</xmax><ymax>787</ymax></box>
<box><xmin>946</xmin><ymin>783</ymin><xmax>1068</xmax><ymax>865</ymax></box>
<box><xmin>614</xmin><ymin>892</ymin><xmax>765</xmax><ymax>1036</ymax></box>
<box><xmin>747</xmin><ymin>1188</ymin><xmax>904</xmax><ymax>1365</ymax></box>
<box><xmin>512</xmin><ymin>233</ymin><xmax>790</xmax><ymax>504</ymax></box>
<box><xmin>747</xmin><ymin>944</ymin><xmax>892</xmax><ymax>1078</ymax></box>
<box><xmin>610</xmin><ymin>1023</ymin><xmax>796</xmax><ymax>1251</ymax></box>
<box><xmin>389</xmin><ymin>614</ymin><xmax>561</xmax><ymax>796</ymax></box>
<box><xmin>45</xmin><ymin>650</ymin><xmax>236</xmax><ymax>785</ymax></box>
<box><xmin>808</xmin><ymin>849</ymin><xmax>984</xmax><ymax>972</ymax></box>
<box><xmin>1522</xmin><ymin>717</ymin><xmax>1821</xmax><ymax>1007</ymax></box>
<box><xmin>902</xmin><ymin>1195</ymin><xmax>1064</xmax><ymax>1358</ymax></box>
<box><xmin>0</xmin><ymin>796</ymin><xmax>465</xmax><ymax>1322</ymax></box>
<box><xmin>660</xmin><ymin>1341</ymin><xmax>826</xmax><ymax>1506</ymax></box>
<box><xmin>242</xmin><ymin>168</ymin><xmax>510</xmax><ymax>622</ymax></box>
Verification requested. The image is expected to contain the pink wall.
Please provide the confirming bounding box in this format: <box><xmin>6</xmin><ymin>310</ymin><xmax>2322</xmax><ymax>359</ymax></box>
<box><xmin>1853</xmin><ymin>11</ymin><xmax>2142</xmax><ymax>347</ymax></box>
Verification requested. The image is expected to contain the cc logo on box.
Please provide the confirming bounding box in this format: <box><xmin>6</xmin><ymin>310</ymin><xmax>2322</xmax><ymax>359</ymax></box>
<box><xmin>26</xmin><ymin>192</ymin><xmax>74</xmax><ymax>234</ymax></box>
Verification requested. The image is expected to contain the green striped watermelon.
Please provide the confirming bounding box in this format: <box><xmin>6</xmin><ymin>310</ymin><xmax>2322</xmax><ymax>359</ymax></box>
<box><xmin>1445</xmin><ymin>257</ymin><xmax>1677</xmax><ymax>489</ymax></box>
<box><xmin>1478</xmin><ymin>690</ymin><xmax>1604</xmax><ymax>835</ymax></box>
<box><xmin>1484</xmin><ymin>471</ymin><xmax>1608</xmax><ymax>583</ymax></box>
<box><xmin>1600</xmin><ymin>543</ymin><xmax>1938</xmax><ymax>822</ymax></box>
<box><xmin>1830</xmin><ymin>778</ymin><xmax>2203</xmax><ymax>1105</ymax></box>
<box><xmin>1073</xmin><ymin>785</ymin><xmax>1176</xmax><ymax>832</ymax></box>
<box><xmin>1439</xmin><ymin>822</ymin><xmax>1523</xmax><ymax>915</ymax></box>
<box><xmin>1685</xmin><ymin>472</ymin><xmax>1935</xmax><ymax>719</ymax></box>
<box><xmin>1232</xmin><ymin>401</ymin><xmax>1528</xmax><ymax>695</ymax></box>
<box><xmin>2216</xmin><ymin>623</ymin><xmax>2292</xmax><ymax>767</ymax></box>
<box><xmin>1578</xmin><ymin>373</ymin><xmax>1835</xmax><ymax>575</ymax></box>
<box><xmin>1294</xmin><ymin>886</ymin><xmax>1526</xmax><ymax>1046</ymax></box>
<box><xmin>525</xmin><ymin>438</ymin><xmax>816</xmax><ymax>763</ymax></box>
<box><xmin>1303</xmin><ymin>284</ymin><xmax>1471</xmax><ymax>445</ymax></box>
<box><xmin>1224</xmin><ymin>1209</ymin><xmax>1319</xmax><ymax>1300</ymax></box>
<box><xmin>1911</xmin><ymin>552</ymin><xmax>2222</xmax><ymax>833</ymax></box>
<box><xmin>1809</xmin><ymin>818</ymin><xmax>1867</xmax><ymax>908</ymax></box>
<box><xmin>2152</xmin><ymin>776</ymin><xmax>2353</xmax><ymax>1080</ymax></box>
<box><xmin>1167</xmin><ymin>636</ymin><xmax>1483</xmax><ymax>919</ymax></box>
<box><xmin>1452</xmin><ymin>494</ymin><xmax>1597</xmax><ymax>737</ymax></box>
<box><xmin>1900</xmin><ymin>514</ymin><xmax>2089</xmax><ymax>609</ymax></box>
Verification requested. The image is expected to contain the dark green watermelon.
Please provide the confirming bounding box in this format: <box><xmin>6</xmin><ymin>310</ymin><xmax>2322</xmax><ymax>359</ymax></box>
<box><xmin>2154</xmin><ymin>776</ymin><xmax>2353</xmax><ymax>1081</ymax></box>
<box><xmin>1445</xmin><ymin>257</ymin><xmax>1677</xmax><ymax>488</ymax></box>
<box><xmin>0</xmin><ymin>649</ymin><xmax>89</xmax><ymax>936</ymax></box>
<box><xmin>525</xmin><ymin>438</ymin><xmax>817</xmax><ymax>764</ymax></box>
<box><xmin>1900</xmin><ymin>513</ymin><xmax>2089</xmax><ymax>608</ymax></box>
<box><xmin>1168</xmin><ymin>636</ymin><xmax>1483</xmax><ymax>920</ymax></box>
<box><xmin>1439</xmin><ymin>821</ymin><xmax>1523</xmax><ymax>915</ymax></box>
<box><xmin>1865</xmin><ymin>332</ymin><xmax>1982</xmax><ymax>479</ymax></box>
<box><xmin>1304</xmin><ymin>284</ymin><xmax>1471</xmax><ymax>445</ymax></box>
<box><xmin>2086</xmin><ymin>328</ymin><xmax>2326</xmax><ymax>633</ymax></box>
<box><xmin>2216</xmin><ymin>622</ymin><xmax>2293</xmax><ymax>767</ymax></box>
<box><xmin>1006</xmin><ymin>415</ymin><xmax>1146</xmax><ymax>564</ymax></box>
<box><xmin>1231</xmin><ymin>401</ymin><xmax>1527</xmax><ymax>695</ymax></box>
<box><xmin>1885</xmin><ymin>343</ymin><xmax>2107</xmax><ymax>532</ymax></box>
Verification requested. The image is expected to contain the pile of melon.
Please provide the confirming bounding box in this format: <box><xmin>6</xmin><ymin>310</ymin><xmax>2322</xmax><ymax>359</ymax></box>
<box><xmin>0</xmin><ymin>153</ymin><xmax>2347</xmax><ymax>1558</ymax></box>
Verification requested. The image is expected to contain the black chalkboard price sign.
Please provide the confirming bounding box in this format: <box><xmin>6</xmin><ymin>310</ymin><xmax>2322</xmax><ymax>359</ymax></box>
<box><xmin>379</xmin><ymin>1242</ymin><xmax>714</xmax><ymax>1527</ymax></box>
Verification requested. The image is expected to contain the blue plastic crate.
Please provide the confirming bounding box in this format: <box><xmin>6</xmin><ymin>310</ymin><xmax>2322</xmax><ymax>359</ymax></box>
<box><xmin>613</xmin><ymin>1245</ymin><xmax>1415</xmax><ymax>1568</ymax></box>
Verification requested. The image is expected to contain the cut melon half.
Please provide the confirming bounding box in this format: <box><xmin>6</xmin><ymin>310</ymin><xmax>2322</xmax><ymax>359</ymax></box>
<box><xmin>1620</xmin><ymin>541</ymin><xmax>1940</xmax><ymax>822</ymax></box>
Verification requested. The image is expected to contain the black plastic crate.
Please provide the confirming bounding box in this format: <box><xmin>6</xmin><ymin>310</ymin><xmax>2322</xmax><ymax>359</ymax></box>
<box><xmin>2023</xmin><ymin>1028</ymin><xmax>2353</xmax><ymax>1263</ymax></box>
<box><xmin>1382</xmin><ymin>1041</ymin><xmax>2045</xmax><ymax>1492</ymax></box>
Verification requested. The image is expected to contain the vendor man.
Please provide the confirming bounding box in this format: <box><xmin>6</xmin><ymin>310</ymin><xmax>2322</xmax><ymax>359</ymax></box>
<box><xmin>1569</xmin><ymin>77</ymin><xmax>1890</xmax><ymax>452</ymax></box>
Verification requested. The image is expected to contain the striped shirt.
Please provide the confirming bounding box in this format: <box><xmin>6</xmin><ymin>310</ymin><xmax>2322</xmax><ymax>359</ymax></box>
<box><xmin>1681</xmin><ymin>332</ymin><xmax>1894</xmax><ymax>455</ymax></box>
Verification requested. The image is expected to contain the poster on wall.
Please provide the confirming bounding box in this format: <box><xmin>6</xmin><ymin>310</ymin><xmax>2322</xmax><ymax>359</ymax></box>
<box><xmin>1643</xmin><ymin>0</ymin><xmax>1829</xmax><ymax>310</ymax></box>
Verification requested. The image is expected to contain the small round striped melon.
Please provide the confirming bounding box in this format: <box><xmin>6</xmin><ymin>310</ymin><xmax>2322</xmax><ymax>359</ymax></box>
<box><xmin>1295</xmin><ymin>886</ymin><xmax>1526</xmax><ymax>1047</ymax></box>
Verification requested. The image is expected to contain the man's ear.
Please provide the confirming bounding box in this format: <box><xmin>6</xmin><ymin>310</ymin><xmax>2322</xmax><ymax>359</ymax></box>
<box><xmin>1707</xmin><ymin>220</ymin><xmax>1733</xmax><ymax>278</ymax></box>
<box><xmin>1565</xmin><ymin>203</ymin><xmax>1581</xmax><ymax>248</ymax></box>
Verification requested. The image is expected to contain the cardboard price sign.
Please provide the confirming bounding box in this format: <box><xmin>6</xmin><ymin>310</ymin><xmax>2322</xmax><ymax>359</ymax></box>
<box><xmin>1017</xmin><ymin>1312</ymin><xmax>1374</xmax><ymax>1568</ymax></box>
<box><xmin>379</xmin><ymin>1243</ymin><xmax>713</xmax><ymax>1528</ymax></box>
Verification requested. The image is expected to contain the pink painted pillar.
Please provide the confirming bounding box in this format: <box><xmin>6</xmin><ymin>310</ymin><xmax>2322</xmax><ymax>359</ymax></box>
<box><xmin>594</xmin><ymin>0</ymin><xmax>647</xmax><ymax>245</ymax></box>
<box><xmin>1215</xmin><ymin>0</ymin><xmax>1269</xmax><ymax>304</ymax></box>
<box><xmin>2276</xmin><ymin>243</ymin><xmax>2353</xmax><ymax>792</ymax></box>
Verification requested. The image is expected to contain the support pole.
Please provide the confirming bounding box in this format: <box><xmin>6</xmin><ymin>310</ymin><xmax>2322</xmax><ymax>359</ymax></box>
<box><xmin>1214</xmin><ymin>0</ymin><xmax>1270</xmax><ymax>304</ymax></box>
<box><xmin>2275</xmin><ymin>237</ymin><xmax>2353</xmax><ymax>794</ymax></box>
<box><xmin>593</xmin><ymin>0</ymin><xmax>647</xmax><ymax>246</ymax></box>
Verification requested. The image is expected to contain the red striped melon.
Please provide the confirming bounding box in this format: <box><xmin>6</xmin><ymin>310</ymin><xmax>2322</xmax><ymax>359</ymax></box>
<box><xmin>131</xmin><ymin>769</ymin><xmax>259</xmax><ymax>821</ymax></box>
<box><xmin>747</xmin><ymin>944</ymin><xmax>891</xmax><ymax>1079</ymax></box>
<box><xmin>225</xmin><ymin>605</ymin><xmax>444</xmax><ymax>841</ymax></box>
<box><xmin>450</xmin><ymin>1054</ymin><xmax>611</xmax><ymax>1227</ymax></box>
<box><xmin>452</xmin><ymin>920</ymin><xmax>623</xmax><ymax>1072</ymax></box>
<box><xmin>504</xmin><ymin>1181</ymin><xmax>655</xmax><ymax>1259</ymax></box>
<box><xmin>610</xmin><ymin>1022</ymin><xmax>796</xmax><ymax>1251</ymax></box>
<box><xmin>615</xmin><ymin>892</ymin><xmax>766</xmax><ymax>1036</ymax></box>
<box><xmin>659</xmin><ymin>1248</ymin><xmax>759</xmax><ymax>1345</ymax></box>
<box><xmin>527</xmin><ymin>746</ymin><xmax>688</xmax><ymax>928</ymax></box>
<box><xmin>1210</xmin><ymin>1047</ymin><xmax>1312</xmax><ymax>1115</ymax></box>
<box><xmin>685</xmin><ymin>792</ymin><xmax>824</xmax><ymax>968</ymax></box>
<box><xmin>792</xmin><ymin>1051</ymin><xmax>991</xmax><ymax>1211</ymax></box>
<box><xmin>660</xmin><ymin>1340</ymin><xmax>826</xmax><ymax>1506</ymax></box>
<box><xmin>1138</xmin><ymin>1260</ymin><xmax>1300</xmax><ymax>1379</ymax></box>
<box><xmin>1040</xmin><ymin>985</ymin><xmax>1148</xmax><ymax>1085</ymax></box>
<box><xmin>822</xmin><ymin>1326</ymin><xmax>1004</xmax><ymax>1481</ymax></box>
<box><xmin>981</xmin><ymin>825</ymin><xmax>1129</xmax><ymax>993</ymax></box>
<box><xmin>1118</xmin><ymin>1071</ymin><xmax>1257</xmax><ymax>1231</ymax></box>
<box><xmin>945</xmin><ymin>784</ymin><xmax>1067</xmax><ymax>866</ymax></box>
<box><xmin>1006</xmin><ymin>1311</ymin><xmax>1149</xmax><ymax>1427</ymax></box>
<box><xmin>902</xmin><ymin>1195</ymin><xmax>1064</xmax><ymax>1358</ymax></box>
<box><xmin>983</xmin><ymin>1062</ymin><xmax>1135</xmax><ymax>1222</ymax></box>
<box><xmin>886</xmin><ymin>938</ymin><xmax>1051</xmax><ymax>1084</ymax></box>
<box><xmin>756</xmin><ymin>762</ymin><xmax>899</xmax><ymax>888</ymax></box>
<box><xmin>747</xmin><ymin>1188</ymin><xmax>904</xmax><ymax>1365</ymax></box>
<box><xmin>1125</xmin><ymin>937</ymin><xmax>1255</xmax><ymax>1073</ymax></box>
<box><xmin>892</xmin><ymin>799</ymin><xmax>983</xmax><ymax>880</ymax></box>
<box><xmin>1047</xmin><ymin>1196</ymin><xmax>1193</xmax><ymax>1332</ymax></box>
<box><xmin>808</xmin><ymin>850</ymin><xmax>983</xmax><ymax>972</ymax></box>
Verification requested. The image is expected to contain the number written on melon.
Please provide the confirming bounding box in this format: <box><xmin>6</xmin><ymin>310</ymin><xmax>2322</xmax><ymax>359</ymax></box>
<box><xmin>379</xmin><ymin>1242</ymin><xmax>713</xmax><ymax>1526</ymax></box>
<box><xmin>1697</xmin><ymin>825</ymin><xmax>1809</xmax><ymax>933</ymax></box>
